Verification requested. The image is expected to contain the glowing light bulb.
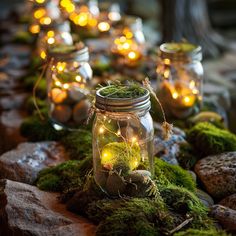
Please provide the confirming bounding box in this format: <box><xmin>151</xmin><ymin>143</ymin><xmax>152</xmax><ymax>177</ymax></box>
<box><xmin>172</xmin><ymin>92</ymin><xmax>178</xmax><ymax>99</ymax></box>
<box><xmin>56</xmin><ymin>62</ymin><xmax>66</xmax><ymax>72</ymax></box>
<box><xmin>99</xmin><ymin>126</ymin><xmax>105</xmax><ymax>134</ymax></box>
<box><xmin>47</xmin><ymin>37</ymin><xmax>55</xmax><ymax>44</ymax></box>
<box><xmin>98</xmin><ymin>22</ymin><xmax>110</xmax><ymax>32</ymax></box>
<box><xmin>75</xmin><ymin>75</ymin><xmax>82</xmax><ymax>82</ymax></box>
<box><xmin>184</xmin><ymin>96</ymin><xmax>190</xmax><ymax>104</ymax></box>
<box><xmin>34</xmin><ymin>8</ymin><xmax>46</xmax><ymax>19</ymax></box>
<box><xmin>40</xmin><ymin>17</ymin><xmax>52</xmax><ymax>25</ymax></box>
<box><xmin>75</xmin><ymin>13</ymin><xmax>89</xmax><ymax>26</ymax></box>
<box><xmin>108</xmin><ymin>12</ymin><xmax>121</xmax><ymax>21</ymax></box>
<box><xmin>192</xmin><ymin>89</ymin><xmax>198</xmax><ymax>94</ymax></box>
<box><xmin>131</xmin><ymin>137</ymin><xmax>137</xmax><ymax>143</ymax></box>
<box><xmin>164</xmin><ymin>58</ymin><xmax>170</xmax><ymax>65</ymax></box>
<box><xmin>55</xmin><ymin>80</ymin><xmax>62</xmax><ymax>87</ymax></box>
<box><xmin>164</xmin><ymin>69</ymin><xmax>170</xmax><ymax>79</ymax></box>
<box><xmin>128</xmin><ymin>51</ymin><xmax>138</xmax><ymax>60</ymax></box>
<box><xmin>47</xmin><ymin>30</ymin><xmax>54</xmax><ymax>37</ymax></box>
<box><xmin>63</xmin><ymin>83</ymin><xmax>69</xmax><ymax>89</ymax></box>
<box><xmin>29</xmin><ymin>24</ymin><xmax>40</xmax><ymax>34</ymax></box>
<box><xmin>40</xmin><ymin>51</ymin><xmax>46</xmax><ymax>59</ymax></box>
<box><xmin>123</xmin><ymin>42</ymin><xmax>130</xmax><ymax>50</ymax></box>
<box><xmin>36</xmin><ymin>0</ymin><xmax>45</xmax><ymax>3</ymax></box>
<box><xmin>117</xmin><ymin>130</ymin><xmax>121</xmax><ymax>136</ymax></box>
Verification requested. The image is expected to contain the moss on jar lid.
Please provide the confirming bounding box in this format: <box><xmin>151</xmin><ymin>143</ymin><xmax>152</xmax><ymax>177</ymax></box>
<box><xmin>99</xmin><ymin>84</ymin><xmax>147</xmax><ymax>99</ymax></box>
<box><xmin>163</xmin><ymin>42</ymin><xmax>198</xmax><ymax>53</ymax></box>
<box><xmin>49</xmin><ymin>44</ymin><xmax>77</xmax><ymax>54</ymax></box>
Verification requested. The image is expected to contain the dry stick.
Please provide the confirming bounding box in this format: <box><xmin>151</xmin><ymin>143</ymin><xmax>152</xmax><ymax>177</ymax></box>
<box><xmin>167</xmin><ymin>217</ymin><xmax>193</xmax><ymax>235</ymax></box>
<box><xmin>143</xmin><ymin>77</ymin><xmax>173</xmax><ymax>140</ymax></box>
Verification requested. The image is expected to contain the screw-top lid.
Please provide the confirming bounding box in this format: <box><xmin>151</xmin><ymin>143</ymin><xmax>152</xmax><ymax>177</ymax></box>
<box><xmin>159</xmin><ymin>42</ymin><xmax>202</xmax><ymax>62</ymax></box>
<box><xmin>95</xmin><ymin>85</ymin><xmax>151</xmax><ymax>113</ymax></box>
<box><xmin>48</xmin><ymin>43</ymin><xmax>89</xmax><ymax>62</ymax></box>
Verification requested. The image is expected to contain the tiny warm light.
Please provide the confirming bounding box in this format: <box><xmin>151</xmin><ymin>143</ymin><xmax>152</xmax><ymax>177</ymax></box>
<box><xmin>75</xmin><ymin>13</ymin><xmax>89</xmax><ymax>26</ymax></box>
<box><xmin>55</xmin><ymin>80</ymin><xmax>62</xmax><ymax>87</ymax></box>
<box><xmin>172</xmin><ymin>92</ymin><xmax>178</xmax><ymax>99</ymax></box>
<box><xmin>184</xmin><ymin>96</ymin><xmax>190</xmax><ymax>104</ymax></box>
<box><xmin>34</xmin><ymin>8</ymin><xmax>46</xmax><ymax>19</ymax></box>
<box><xmin>189</xmin><ymin>80</ymin><xmax>195</xmax><ymax>89</ymax></box>
<box><xmin>51</xmin><ymin>88</ymin><xmax>67</xmax><ymax>103</ymax></box>
<box><xmin>131</xmin><ymin>137</ymin><xmax>137</xmax><ymax>143</ymax></box>
<box><xmin>192</xmin><ymin>88</ymin><xmax>199</xmax><ymax>94</ymax></box>
<box><xmin>47</xmin><ymin>37</ymin><xmax>55</xmax><ymax>44</ymax></box>
<box><xmin>63</xmin><ymin>83</ymin><xmax>70</xmax><ymax>89</ymax></box>
<box><xmin>36</xmin><ymin>0</ymin><xmax>45</xmax><ymax>3</ymax></box>
<box><xmin>47</xmin><ymin>30</ymin><xmax>55</xmax><ymax>37</ymax></box>
<box><xmin>123</xmin><ymin>42</ymin><xmax>131</xmax><ymax>50</ymax></box>
<box><xmin>128</xmin><ymin>51</ymin><xmax>138</xmax><ymax>61</ymax></box>
<box><xmin>40</xmin><ymin>50</ymin><xmax>47</xmax><ymax>59</ymax></box>
<box><xmin>164</xmin><ymin>58</ymin><xmax>170</xmax><ymax>65</ymax></box>
<box><xmin>164</xmin><ymin>69</ymin><xmax>170</xmax><ymax>79</ymax></box>
<box><xmin>88</xmin><ymin>18</ymin><xmax>98</xmax><ymax>27</ymax></box>
<box><xmin>29</xmin><ymin>24</ymin><xmax>40</xmax><ymax>34</ymax></box>
<box><xmin>56</xmin><ymin>62</ymin><xmax>67</xmax><ymax>72</ymax></box>
<box><xmin>75</xmin><ymin>75</ymin><xmax>82</xmax><ymax>82</ymax></box>
<box><xmin>98</xmin><ymin>22</ymin><xmax>110</xmax><ymax>32</ymax></box>
<box><xmin>117</xmin><ymin>130</ymin><xmax>121</xmax><ymax>136</ymax></box>
<box><xmin>108</xmin><ymin>12</ymin><xmax>121</xmax><ymax>22</ymax></box>
<box><xmin>99</xmin><ymin>126</ymin><xmax>105</xmax><ymax>134</ymax></box>
<box><xmin>40</xmin><ymin>17</ymin><xmax>52</xmax><ymax>25</ymax></box>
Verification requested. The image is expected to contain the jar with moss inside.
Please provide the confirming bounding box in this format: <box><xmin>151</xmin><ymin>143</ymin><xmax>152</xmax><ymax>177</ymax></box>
<box><xmin>93</xmin><ymin>84</ymin><xmax>154</xmax><ymax>196</ymax></box>
<box><xmin>36</xmin><ymin>20</ymin><xmax>73</xmax><ymax>60</ymax></box>
<box><xmin>156</xmin><ymin>42</ymin><xmax>203</xmax><ymax>119</ymax></box>
<box><xmin>47</xmin><ymin>44</ymin><xmax>92</xmax><ymax>130</ymax></box>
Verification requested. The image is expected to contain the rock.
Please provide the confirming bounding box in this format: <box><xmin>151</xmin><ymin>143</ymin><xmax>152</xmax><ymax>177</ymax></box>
<box><xmin>73</xmin><ymin>100</ymin><xmax>90</xmax><ymax>123</ymax></box>
<box><xmin>0</xmin><ymin>179</ymin><xmax>96</xmax><ymax>236</ymax></box>
<box><xmin>0</xmin><ymin>142</ymin><xmax>69</xmax><ymax>184</ymax></box>
<box><xmin>0</xmin><ymin>109</ymin><xmax>27</xmax><ymax>154</ymax></box>
<box><xmin>125</xmin><ymin>170</ymin><xmax>152</xmax><ymax>183</ymax></box>
<box><xmin>51</xmin><ymin>105</ymin><xmax>72</xmax><ymax>123</ymax></box>
<box><xmin>0</xmin><ymin>92</ymin><xmax>28</xmax><ymax>110</ymax></box>
<box><xmin>188</xmin><ymin>170</ymin><xmax>197</xmax><ymax>183</ymax></box>
<box><xmin>153</xmin><ymin>122</ymin><xmax>186</xmax><ymax>165</ymax></box>
<box><xmin>106</xmin><ymin>172</ymin><xmax>126</xmax><ymax>196</ymax></box>
<box><xmin>194</xmin><ymin>152</ymin><xmax>236</xmax><ymax>199</ymax></box>
<box><xmin>210</xmin><ymin>205</ymin><xmax>236</xmax><ymax>231</ymax></box>
<box><xmin>219</xmin><ymin>194</ymin><xmax>236</xmax><ymax>211</ymax></box>
<box><xmin>196</xmin><ymin>188</ymin><xmax>214</xmax><ymax>207</ymax></box>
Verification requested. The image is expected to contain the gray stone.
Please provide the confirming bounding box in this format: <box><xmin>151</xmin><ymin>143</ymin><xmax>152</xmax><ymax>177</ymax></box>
<box><xmin>219</xmin><ymin>194</ymin><xmax>236</xmax><ymax>211</ymax></box>
<box><xmin>210</xmin><ymin>205</ymin><xmax>236</xmax><ymax>231</ymax></box>
<box><xmin>0</xmin><ymin>179</ymin><xmax>96</xmax><ymax>236</ymax></box>
<box><xmin>196</xmin><ymin>188</ymin><xmax>214</xmax><ymax>207</ymax></box>
<box><xmin>153</xmin><ymin>122</ymin><xmax>186</xmax><ymax>165</ymax></box>
<box><xmin>0</xmin><ymin>92</ymin><xmax>28</xmax><ymax>110</ymax></box>
<box><xmin>0</xmin><ymin>142</ymin><xmax>69</xmax><ymax>184</ymax></box>
<box><xmin>194</xmin><ymin>152</ymin><xmax>236</xmax><ymax>199</ymax></box>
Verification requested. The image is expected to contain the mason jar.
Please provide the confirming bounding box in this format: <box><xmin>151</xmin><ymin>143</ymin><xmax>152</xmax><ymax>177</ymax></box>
<box><xmin>156</xmin><ymin>42</ymin><xmax>203</xmax><ymax>119</ymax></box>
<box><xmin>93</xmin><ymin>85</ymin><xmax>154</xmax><ymax>196</ymax></box>
<box><xmin>111</xmin><ymin>16</ymin><xmax>146</xmax><ymax>66</ymax></box>
<box><xmin>46</xmin><ymin>44</ymin><xmax>93</xmax><ymax>130</ymax></box>
<box><xmin>37</xmin><ymin>21</ymin><xmax>73</xmax><ymax>60</ymax></box>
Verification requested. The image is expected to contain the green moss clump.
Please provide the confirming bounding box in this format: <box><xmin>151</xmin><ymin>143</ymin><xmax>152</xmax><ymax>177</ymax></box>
<box><xmin>49</xmin><ymin>44</ymin><xmax>76</xmax><ymax>54</ymax></box>
<box><xmin>20</xmin><ymin>115</ymin><xmax>65</xmax><ymax>141</ymax></box>
<box><xmin>99</xmin><ymin>84</ymin><xmax>147</xmax><ymax>98</ymax></box>
<box><xmin>177</xmin><ymin>143</ymin><xmax>198</xmax><ymax>169</ymax></box>
<box><xmin>61</xmin><ymin>129</ymin><xmax>92</xmax><ymax>160</ymax></box>
<box><xmin>25</xmin><ymin>96</ymin><xmax>47</xmax><ymax>114</ymax></box>
<box><xmin>87</xmin><ymin>198</ymin><xmax>172</xmax><ymax>236</ymax></box>
<box><xmin>174</xmin><ymin>228</ymin><xmax>229</xmax><ymax>236</ymax></box>
<box><xmin>187</xmin><ymin>122</ymin><xmax>236</xmax><ymax>157</ymax></box>
<box><xmin>36</xmin><ymin>158</ymin><xmax>92</xmax><ymax>192</ymax></box>
<box><xmin>13</xmin><ymin>31</ymin><xmax>33</xmax><ymax>44</ymax></box>
<box><xmin>154</xmin><ymin>159</ymin><xmax>196</xmax><ymax>192</ymax></box>
<box><xmin>159</xmin><ymin>185</ymin><xmax>214</xmax><ymax>229</ymax></box>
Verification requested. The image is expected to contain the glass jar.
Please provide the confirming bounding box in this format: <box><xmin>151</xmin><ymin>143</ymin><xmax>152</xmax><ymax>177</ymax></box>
<box><xmin>47</xmin><ymin>44</ymin><xmax>93</xmax><ymax>130</ymax></box>
<box><xmin>93</xmin><ymin>85</ymin><xmax>154</xmax><ymax>196</ymax></box>
<box><xmin>37</xmin><ymin>21</ymin><xmax>73</xmax><ymax>60</ymax></box>
<box><xmin>111</xmin><ymin>16</ymin><xmax>146</xmax><ymax>66</ymax></box>
<box><xmin>156</xmin><ymin>42</ymin><xmax>203</xmax><ymax>119</ymax></box>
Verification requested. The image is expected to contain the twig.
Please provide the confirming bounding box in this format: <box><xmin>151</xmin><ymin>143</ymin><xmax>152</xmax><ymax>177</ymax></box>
<box><xmin>167</xmin><ymin>217</ymin><xmax>193</xmax><ymax>235</ymax></box>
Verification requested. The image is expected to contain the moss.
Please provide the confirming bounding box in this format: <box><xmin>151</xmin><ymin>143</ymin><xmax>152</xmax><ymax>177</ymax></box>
<box><xmin>159</xmin><ymin>185</ymin><xmax>214</xmax><ymax>229</ymax></box>
<box><xmin>13</xmin><ymin>31</ymin><xmax>33</xmax><ymax>44</ymax></box>
<box><xmin>177</xmin><ymin>143</ymin><xmax>198</xmax><ymax>169</ymax></box>
<box><xmin>36</xmin><ymin>158</ymin><xmax>92</xmax><ymax>192</ymax></box>
<box><xmin>25</xmin><ymin>96</ymin><xmax>47</xmax><ymax>114</ymax></box>
<box><xmin>22</xmin><ymin>75</ymin><xmax>47</xmax><ymax>98</ymax></box>
<box><xmin>174</xmin><ymin>228</ymin><xmax>229</xmax><ymax>236</ymax></box>
<box><xmin>49</xmin><ymin>44</ymin><xmax>76</xmax><ymax>54</ymax></box>
<box><xmin>87</xmin><ymin>198</ymin><xmax>172</xmax><ymax>236</ymax></box>
<box><xmin>154</xmin><ymin>158</ymin><xmax>196</xmax><ymax>192</ymax></box>
<box><xmin>187</xmin><ymin>122</ymin><xmax>236</xmax><ymax>157</ymax></box>
<box><xmin>61</xmin><ymin>129</ymin><xmax>92</xmax><ymax>160</ymax></box>
<box><xmin>20</xmin><ymin>115</ymin><xmax>65</xmax><ymax>141</ymax></box>
<box><xmin>101</xmin><ymin>142</ymin><xmax>141</xmax><ymax>171</ymax></box>
<box><xmin>99</xmin><ymin>84</ymin><xmax>147</xmax><ymax>98</ymax></box>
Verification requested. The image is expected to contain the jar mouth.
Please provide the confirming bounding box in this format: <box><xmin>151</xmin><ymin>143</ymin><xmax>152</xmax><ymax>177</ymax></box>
<box><xmin>95</xmin><ymin>86</ymin><xmax>151</xmax><ymax>112</ymax></box>
<box><xmin>159</xmin><ymin>42</ymin><xmax>202</xmax><ymax>62</ymax></box>
<box><xmin>48</xmin><ymin>43</ymin><xmax>89</xmax><ymax>62</ymax></box>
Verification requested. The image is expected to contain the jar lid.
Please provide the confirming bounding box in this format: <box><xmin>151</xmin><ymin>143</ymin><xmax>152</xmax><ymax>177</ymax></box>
<box><xmin>95</xmin><ymin>86</ymin><xmax>151</xmax><ymax>113</ymax></box>
<box><xmin>159</xmin><ymin>42</ymin><xmax>202</xmax><ymax>62</ymax></box>
<box><xmin>48</xmin><ymin>43</ymin><xmax>89</xmax><ymax>62</ymax></box>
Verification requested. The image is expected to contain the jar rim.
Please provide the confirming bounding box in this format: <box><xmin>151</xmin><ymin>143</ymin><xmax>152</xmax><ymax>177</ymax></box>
<box><xmin>159</xmin><ymin>42</ymin><xmax>202</xmax><ymax>61</ymax></box>
<box><xmin>95</xmin><ymin>86</ymin><xmax>151</xmax><ymax>112</ymax></box>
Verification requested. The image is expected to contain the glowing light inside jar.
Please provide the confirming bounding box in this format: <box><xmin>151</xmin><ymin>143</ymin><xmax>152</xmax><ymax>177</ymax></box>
<box><xmin>40</xmin><ymin>50</ymin><xmax>47</xmax><ymax>59</ymax></box>
<box><xmin>99</xmin><ymin>126</ymin><xmax>105</xmax><ymax>134</ymax></box>
<box><xmin>29</xmin><ymin>24</ymin><xmax>40</xmax><ymax>34</ymax></box>
<box><xmin>39</xmin><ymin>17</ymin><xmax>52</xmax><ymax>25</ymax></box>
<box><xmin>34</xmin><ymin>8</ymin><xmax>46</xmax><ymax>19</ymax></box>
<box><xmin>98</xmin><ymin>22</ymin><xmax>110</xmax><ymax>32</ymax></box>
<box><xmin>35</xmin><ymin>0</ymin><xmax>45</xmax><ymax>4</ymax></box>
<box><xmin>56</xmin><ymin>62</ymin><xmax>67</xmax><ymax>72</ymax></box>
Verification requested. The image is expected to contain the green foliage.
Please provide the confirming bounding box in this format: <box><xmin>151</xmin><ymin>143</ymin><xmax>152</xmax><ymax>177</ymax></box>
<box><xmin>99</xmin><ymin>84</ymin><xmax>147</xmax><ymax>98</ymax></box>
<box><xmin>174</xmin><ymin>228</ymin><xmax>229</xmax><ymax>236</ymax></box>
<box><xmin>49</xmin><ymin>44</ymin><xmax>76</xmax><ymax>54</ymax></box>
<box><xmin>25</xmin><ymin>96</ymin><xmax>47</xmax><ymax>114</ymax></box>
<box><xmin>159</xmin><ymin>185</ymin><xmax>214</xmax><ymax>229</ymax></box>
<box><xmin>20</xmin><ymin>115</ymin><xmax>65</xmax><ymax>141</ymax></box>
<box><xmin>187</xmin><ymin>122</ymin><xmax>236</xmax><ymax>157</ymax></box>
<box><xmin>177</xmin><ymin>143</ymin><xmax>198</xmax><ymax>169</ymax></box>
<box><xmin>22</xmin><ymin>74</ymin><xmax>47</xmax><ymax>98</ymax></box>
<box><xmin>13</xmin><ymin>31</ymin><xmax>33</xmax><ymax>44</ymax></box>
<box><xmin>36</xmin><ymin>158</ymin><xmax>92</xmax><ymax>192</ymax></box>
<box><xmin>87</xmin><ymin>198</ymin><xmax>171</xmax><ymax>236</ymax></box>
<box><xmin>154</xmin><ymin>158</ymin><xmax>196</xmax><ymax>192</ymax></box>
<box><xmin>61</xmin><ymin>129</ymin><xmax>92</xmax><ymax>160</ymax></box>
